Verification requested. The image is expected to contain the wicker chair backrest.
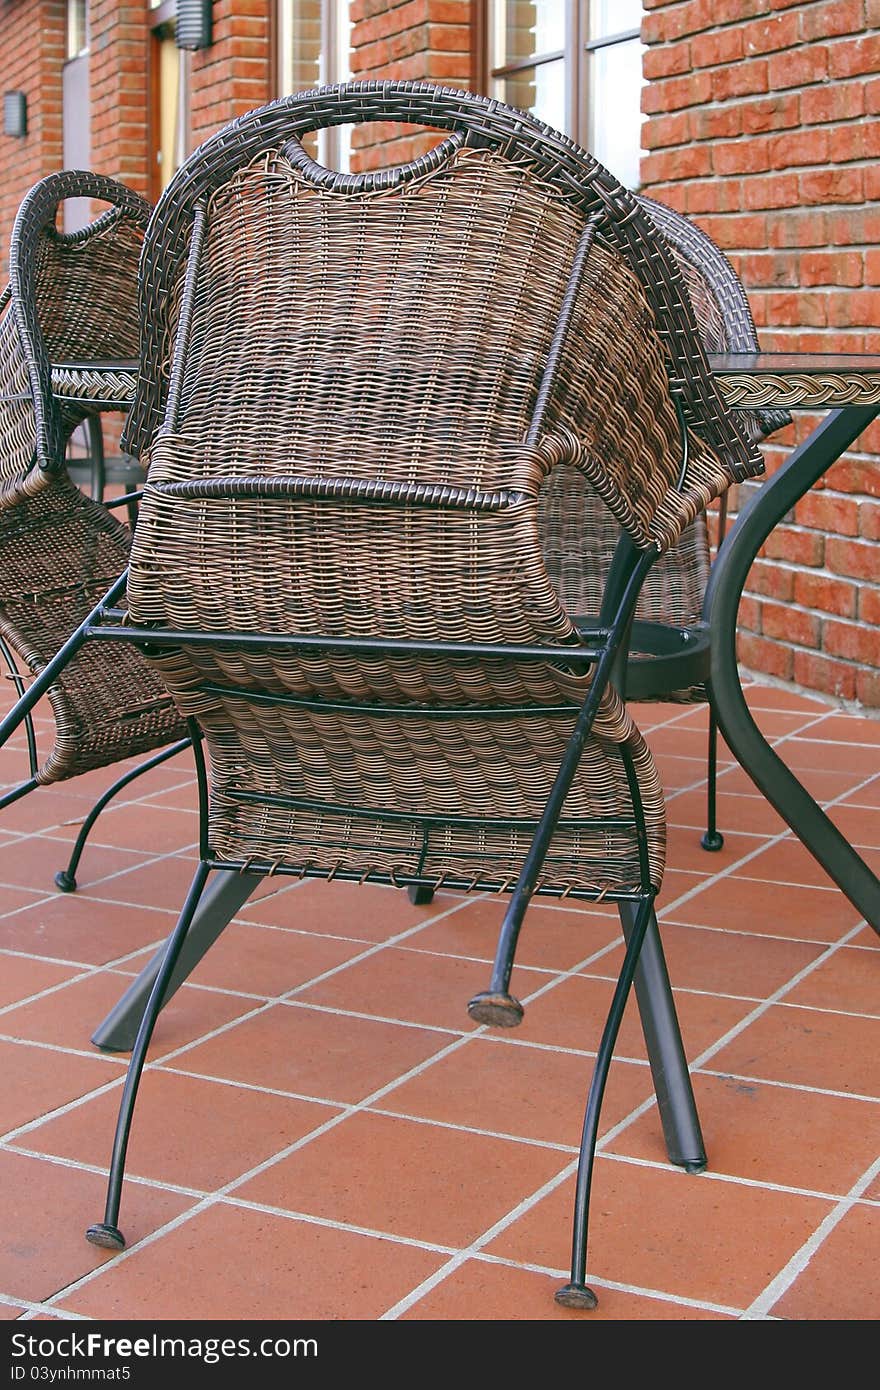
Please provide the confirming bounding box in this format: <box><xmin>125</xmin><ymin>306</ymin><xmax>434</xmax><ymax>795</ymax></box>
<box><xmin>0</xmin><ymin>170</ymin><xmax>150</xmax><ymax>502</ymax></box>
<box><xmin>125</xmin><ymin>83</ymin><xmax>762</xmax><ymax>491</ymax></box>
<box><xmin>0</xmin><ymin>172</ymin><xmax>187</xmax><ymax>786</ymax></box>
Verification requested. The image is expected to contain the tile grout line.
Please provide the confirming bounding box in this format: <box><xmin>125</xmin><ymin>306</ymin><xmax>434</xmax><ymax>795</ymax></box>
<box><xmin>739</xmin><ymin>1153</ymin><xmax>880</xmax><ymax>1319</ymax></box>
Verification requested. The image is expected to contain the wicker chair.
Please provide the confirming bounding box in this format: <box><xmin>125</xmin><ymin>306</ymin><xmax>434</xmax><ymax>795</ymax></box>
<box><xmin>0</xmin><ymin>170</ymin><xmax>190</xmax><ymax>887</ymax></box>
<box><xmin>66</xmin><ymin>83</ymin><xmax>764</xmax><ymax>1309</ymax></box>
<box><xmin>556</xmin><ymin>195</ymin><xmax>792</xmax><ymax>851</ymax></box>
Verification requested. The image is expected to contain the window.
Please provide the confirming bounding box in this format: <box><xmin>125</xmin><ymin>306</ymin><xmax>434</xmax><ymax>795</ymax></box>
<box><xmin>276</xmin><ymin>0</ymin><xmax>353</xmax><ymax>171</ymax></box>
<box><xmin>487</xmin><ymin>0</ymin><xmax>646</xmax><ymax>188</ymax></box>
<box><xmin>63</xmin><ymin>1</ymin><xmax>91</xmax><ymax>231</ymax></box>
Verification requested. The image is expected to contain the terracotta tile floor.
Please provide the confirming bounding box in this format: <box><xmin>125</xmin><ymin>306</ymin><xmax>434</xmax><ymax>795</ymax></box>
<box><xmin>0</xmin><ymin>681</ymin><xmax>877</xmax><ymax>1323</ymax></box>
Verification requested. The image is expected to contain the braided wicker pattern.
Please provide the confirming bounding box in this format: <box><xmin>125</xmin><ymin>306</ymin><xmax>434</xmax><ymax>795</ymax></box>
<box><xmin>0</xmin><ymin>171</ymin><xmax>187</xmax><ymax>784</ymax></box>
<box><xmin>49</xmin><ymin>364</ymin><xmax>137</xmax><ymax>405</ymax></box>
<box><xmin>124</xmin><ymin>82</ymin><xmax>766</xmax><ymax>896</ymax></box>
<box><xmin>718</xmin><ymin>370</ymin><xmax>880</xmax><ymax>410</ymax></box>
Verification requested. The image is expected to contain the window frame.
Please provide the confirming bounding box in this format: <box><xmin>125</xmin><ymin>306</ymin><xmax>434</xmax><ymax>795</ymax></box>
<box><xmin>481</xmin><ymin>1</ymin><xmax>645</xmax><ymax>188</ymax></box>
<box><xmin>274</xmin><ymin>0</ymin><xmax>352</xmax><ymax>172</ymax></box>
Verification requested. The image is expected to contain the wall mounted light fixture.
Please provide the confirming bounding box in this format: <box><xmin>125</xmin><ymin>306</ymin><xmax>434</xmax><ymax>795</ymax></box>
<box><xmin>176</xmin><ymin>0</ymin><xmax>213</xmax><ymax>51</ymax></box>
<box><xmin>3</xmin><ymin>91</ymin><xmax>27</xmax><ymax>138</ymax></box>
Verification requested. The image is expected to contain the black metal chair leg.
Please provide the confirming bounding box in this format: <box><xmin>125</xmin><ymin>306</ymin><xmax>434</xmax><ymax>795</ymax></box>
<box><xmin>407</xmin><ymin>885</ymin><xmax>435</xmax><ymax>905</ymax></box>
<box><xmin>555</xmin><ymin>895</ymin><xmax>654</xmax><ymax>1311</ymax></box>
<box><xmin>700</xmin><ymin>713</ymin><xmax>724</xmax><ymax>851</ymax></box>
<box><xmin>466</xmin><ymin>628</ymin><xmax>638</xmax><ymax>1030</ymax></box>
<box><xmin>55</xmin><ymin>736</ymin><xmax>192</xmax><ymax>891</ymax></box>
<box><xmin>86</xmin><ymin>860</ymin><xmax>211</xmax><ymax>1251</ymax></box>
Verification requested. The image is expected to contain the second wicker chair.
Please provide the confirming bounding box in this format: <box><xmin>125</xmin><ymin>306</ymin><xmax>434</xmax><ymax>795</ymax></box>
<box><xmin>0</xmin><ymin>170</ymin><xmax>190</xmax><ymax>889</ymax></box>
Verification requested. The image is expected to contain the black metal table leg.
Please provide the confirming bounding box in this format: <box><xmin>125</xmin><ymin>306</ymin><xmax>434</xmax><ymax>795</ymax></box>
<box><xmin>619</xmin><ymin>902</ymin><xmax>706</xmax><ymax>1170</ymax></box>
<box><xmin>703</xmin><ymin>405</ymin><xmax>880</xmax><ymax>934</ymax></box>
<box><xmin>91</xmin><ymin>869</ymin><xmax>265</xmax><ymax>1050</ymax></box>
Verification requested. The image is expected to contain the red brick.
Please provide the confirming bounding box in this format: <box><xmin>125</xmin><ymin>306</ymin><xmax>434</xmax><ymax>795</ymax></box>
<box><xmin>766</xmin><ymin>209</ymin><xmax>828</xmax><ymax>248</ymax></box>
<box><xmin>764</xmin><ymin>290</ymin><xmax>828</xmax><ymax>327</ymax></box>
<box><xmin>800</xmin><ymin>82</ymin><xmax>865</xmax><ymax>125</ymax></box>
<box><xmin>763</xmin><ymin>526</ymin><xmax>825</xmax><ymax>566</ymax></box>
<box><xmin>828</xmin><ymin>289</ymin><xmax>880</xmax><ymax>329</ymax></box>
<box><xmin>685</xmin><ymin>180</ymin><xmax>745</xmax><ymax>214</ymax></box>
<box><xmin>712</xmin><ymin>137</ymin><xmax>771</xmax><ymax>176</ymax></box>
<box><xmin>762</xmin><ymin>601</ymin><xmax>822</xmax><ymax>648</ymax></box>
<box><xmin>768</xmin><ymin>45</ymin><xmax>828</xmax><ymax>90</ymax></box>
<box><xmin>828</xmin><ymin>34</ymin><xmax>880</xmax><ymax>79</ymax></box>
<box><xmin>690</xmin><ymin>29</ymin><xmax>743</xmax><ymax>68</ymax></box>
<box><xmin>793</xmin><ymin>571</ymin><xmax>858</xmax><ymax>619</ymax></box>
<box><xmin>743</xmin><ymin>172</ymin><xmax>800</xmax><ymax>210</ymax></box>
<box><xmin>855</xmin><ymin>667</ymin><xmax>880</xmax><ymax>706</ymax></box>
<box><xmin>801</xmin><ymin>0</ymin><xmax>866</xmax><ymax>42</ymax></box>
<box><xmin>746</xmin><ymin>560</ymin><xmax>796</xmax><ymax>602</ymax></box>
<box><xmin>826</xmin><ymin>536</ymin><xmax>879</xmax><ymax>582</ymax></box>
<box><xmin>794</xmin><ymin>491</ymin><xmax>860</xmax><ymax>535</ymax></box>
<box><xmin>743</xmin><ymin>12</ymin><xmax>801</xmax><ymax>55</ymax></box>
<box><xmin>799</xmin><ymin>251</ymin><xmax>863</xmax><ymax>287</ymax></box>
<box><xmin>642</xmin><ymin>111</ymin><xmax>693</xmax><ymax>149</ymax></box>
<box><xmin>866</xmin><ymin>76</ymin><xmax>880</xmax><ymax>114</ymax></box>
<box><xmin>736</xmin><ymin>632</ymin><xmax>794</xmax><ymax>681</ymax></box>
<box><xmin>768</xmin><ymin>128</ymin><xmax>829</xmax><ymax>170</ymax></box>
<box><xmin>741</xmin><ymin>92</ymin><xmax>801</xmax><ymax>134</ymax></box>
<box><xmin>829</xmin><ymin>120</ymin><xmax>880</xmax><ymax>163</ymax></box>
<box><xmin>828</xmin><ymin>208</ymin><xmax>880</xmax><ymax>246</ymax></box>
<box><xmin>642</xmin><ymin>70</ymin><xmax>714</xmax><ymax>113</ymax></box>
<box><xmin>859</xmin><ymin>588</ymin><xmax>880</xmax><ymax>625</ymax></box>
<box><xmin>701</xmin><ymin>213</ymin><xmax>768</xmax><ymax>250</ymax></box>
<box><xmin>644</xmin><ymin>45</ymin><xmax>692</xmax><ymax>79</ymax></box>
<box><xmin>792</xmin><ymin>651</ymin><xmax>857</xmax><ymax>700</ymax></box>
<box><xmin>799</xmin><ymin>167</ymin><xmax>865</xmax><ymax>204</ymax></box>
<box><xmin>691</xmin><ymin>105</ymin><xmax>742</xmax><ymax>140</ymax></box>
<box><xmin>642</xmin><ymin>146</ymin><xmax>713</xmax><ymax>184</ymax></box>
<box><xmin>860</xmin><ymin>502</ymin><xmax>880</xmax><ymax>541</ymax></box>
<box><xmin>711</xmin><ymin>58</ymin><xmax>769</xmax><ymax>101</ymax></box>
<box><xmin>822</xmin><ymin>619</ymin><xmax>880</xmax><ymax>665</ymax></box>
<box><xmin>739</xmin><ymin>250</ymin><xmax>799</xmax><ymax>287</ymax></box>
<box><xmin>865</xmin><ymin>165</ymin><xmax>880</xmax><ymax>202</ymax></box>
<box><xmin>738</xmin><ymin>595</ymin><xmax>762</xmax><ymax>630</ymax></box>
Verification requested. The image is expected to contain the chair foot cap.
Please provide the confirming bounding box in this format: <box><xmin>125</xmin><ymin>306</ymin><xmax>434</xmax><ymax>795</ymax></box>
<box><xmin>407</xmin><ymin>884</ymin><xmax>435</xmax><ymax>905</ymax></box>
<box><xmin>700</xmin><ymin>831</ymin><xmax>724</xmax><ymax>852</ymax></box>
<box><xmin>86</xmin><ymin>1222</ymin><xmax>125</xmax><ymax>1251</ymax></box>
<box><xmin>467</xmin><ymin>991</ymin><xmax>524</xmax><ymax>1027</ymax></box>
<box><xmin>554</xmin><ymin>1282</ymin><xmax>598</xmax><ymax>1311</ymax></box>
<box><xmin>54</xmin><ymin>871</ymin><xmax>76</xmax><ymax>892</ymax></box>
<box><xmin>683</xmin><ymin>1158</ymin><xmax>707</xmax><ymax>1174</ymax></box>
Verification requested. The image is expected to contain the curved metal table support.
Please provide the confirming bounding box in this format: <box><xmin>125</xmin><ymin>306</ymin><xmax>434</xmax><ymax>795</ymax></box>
<box><xmin>705</xmin><ymin>353</ymin><xmax>880</xmax><ymax>934</ymax></box>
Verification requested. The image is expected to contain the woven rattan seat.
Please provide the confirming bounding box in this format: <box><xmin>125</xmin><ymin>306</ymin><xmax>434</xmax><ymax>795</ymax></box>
<box><xmin>52</xmin><ymin>83</ymin><xmax>765</xmax><ymax>1308</ymax></box>
<box><xmin>0</xmin><ymin>170</ymin><xmax>189</xmax><ymax>885</ymax></box>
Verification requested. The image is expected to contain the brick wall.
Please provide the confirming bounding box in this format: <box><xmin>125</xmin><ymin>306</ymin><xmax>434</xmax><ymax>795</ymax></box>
<box><xmin>0</xmin><ymin>0</ymin><xmax>65</xmax><ymax>277</ymax></box>
<box><xmin>641</xmin><ymin>0</ymin><xmax>880</xmax><ymax>709</ymax></box>
<box><xmin>88</xmin><ymin>2</ymin><xmax>151</xmax><ymax>202</ymax></box>
<box><xmin>349</xmin><ymin>0</ymin><xmax>472</xmax><ymax>168</ymax></box>
<box><xmin>189</xmin><ymin>0</ymin><xmax>272</xmax><ymax>151</ymax></box>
